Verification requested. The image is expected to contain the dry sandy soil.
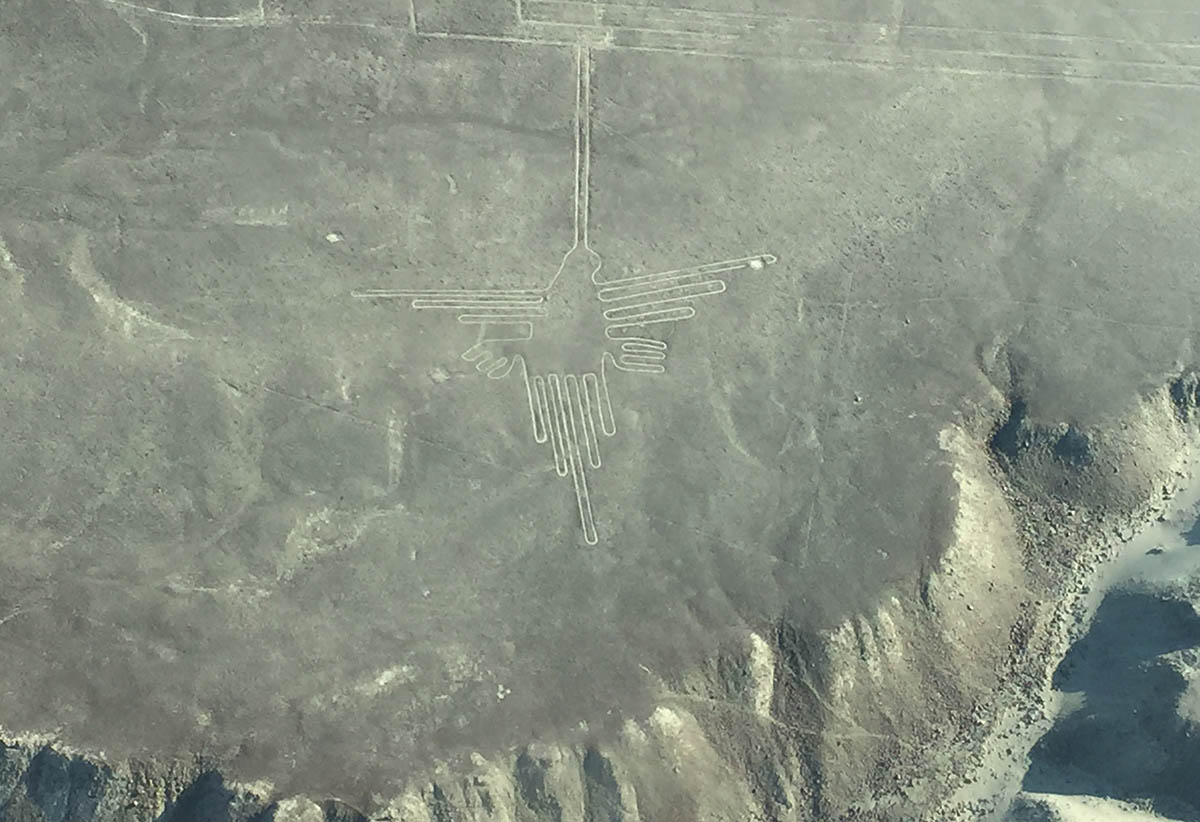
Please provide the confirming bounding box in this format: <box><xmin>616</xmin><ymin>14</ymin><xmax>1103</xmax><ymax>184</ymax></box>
<box><xmin>3</xmin><ymin>0</ymin><xmax>1200</xmax><ymax>819</ymax></box>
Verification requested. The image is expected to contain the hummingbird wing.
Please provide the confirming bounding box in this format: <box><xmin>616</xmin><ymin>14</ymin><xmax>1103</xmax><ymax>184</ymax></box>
<box><xmin>597</xmin><ymin>253</ymin><xmax>776</xmax><ymax>373</ymax></box>
<box><xmin>350</xmin><ymin>286</ymin><xmax>546</xmax><ymax>325</ymax></box>
<box><xmin>352</xmin><ymin>286</ymin><xmax>545</xmax><ymax>377</ymax></box>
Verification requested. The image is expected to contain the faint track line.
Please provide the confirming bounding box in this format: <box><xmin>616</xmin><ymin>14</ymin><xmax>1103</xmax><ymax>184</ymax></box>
<box><xmin>418</xmin><ymin>0</ymin><xmax>1200</xmax><ymax>89</ymax></box>
<box><xmin>410</xmin><ymin>26</ymin><xmax>1200</xmax><ymax>89</ymax></box>
<box><xmin>527</xmin><ymin>0</ymin><xmax>1200</xmax><ymax>51</ymax></box>
<box><xmin>516</xmin><ymin>18</ymin><xmax>1200</xmax><ymax>87</ymax></box>
<box><xmin>95</xmin><ymin>0</ymin><xmax>266</xmax><ymax>26</ymax></box>
<box><xmin>91</xmin><ymin>0</ymin><xmax>1200</xmax><ymax>90</ymax></box>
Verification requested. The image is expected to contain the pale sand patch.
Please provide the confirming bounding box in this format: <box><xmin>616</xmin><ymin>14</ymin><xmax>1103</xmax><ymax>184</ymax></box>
<box><xmin>1014</xmin><ymin>792</ymin><xmax>1179</xmax><ymax>822</ymax></box>
<box><xmin>745</xmin><ymin>631</ymin><xmax>775</xmax><ymax>719</ymax></box>
<box><xmin>67</xmin><ymin>232</ymin><xmax>193</xmax><ymax>342</ymax></box>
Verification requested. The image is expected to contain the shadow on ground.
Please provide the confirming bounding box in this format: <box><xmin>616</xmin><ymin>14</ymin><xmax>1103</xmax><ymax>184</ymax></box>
<box><xmin>0</xmin><ymin>746</ymin><xmax>298</xmax><ymax>822</ymax></box>
<box><xmin>1021</xmin><ymin>589</ymin><xmax>1200</xmax><ymax>819</ymax></box>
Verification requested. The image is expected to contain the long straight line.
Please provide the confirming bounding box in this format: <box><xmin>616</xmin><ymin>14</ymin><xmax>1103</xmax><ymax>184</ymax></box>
<box><xmin>581</xmin><ymin>46</ymin><xmax>591</xmax><ymax>248</ymax></box>
<box><xmin>572</xmin><ymin>45</ymin><xmax>593</xmax><ymax>248</ymax></box>
<box><xmin>526</xmin><ymin>0</ymin><xmax>1200</xmax><ymax>51</ymax></box>
<box><xmin>416</xmin><ymin>29</ymin><xmax>1200</xmax><ymax>90</ymax></box>
<box><xmin>530</xmin><ymin>18</ymin><xmax>1200</xmax><ymax>70</ymax></box>
<box><xmin>571</xmin><ymin>45</ymin><xmax>582</xmax><ymax>246</ymax></box>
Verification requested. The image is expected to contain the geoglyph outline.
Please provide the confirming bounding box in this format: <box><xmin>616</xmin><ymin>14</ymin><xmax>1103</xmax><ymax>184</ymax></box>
<box><xmin>354</xmin><ymin>43</ymin><xmax>776</xmax><ymax>544</ymax></box>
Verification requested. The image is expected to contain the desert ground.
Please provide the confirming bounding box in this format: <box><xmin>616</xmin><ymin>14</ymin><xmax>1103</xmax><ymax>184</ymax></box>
<box><xmin>3</xmin><ymin>0</ymin><xmax>1200</xmax><ymax>819</ymax></box>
